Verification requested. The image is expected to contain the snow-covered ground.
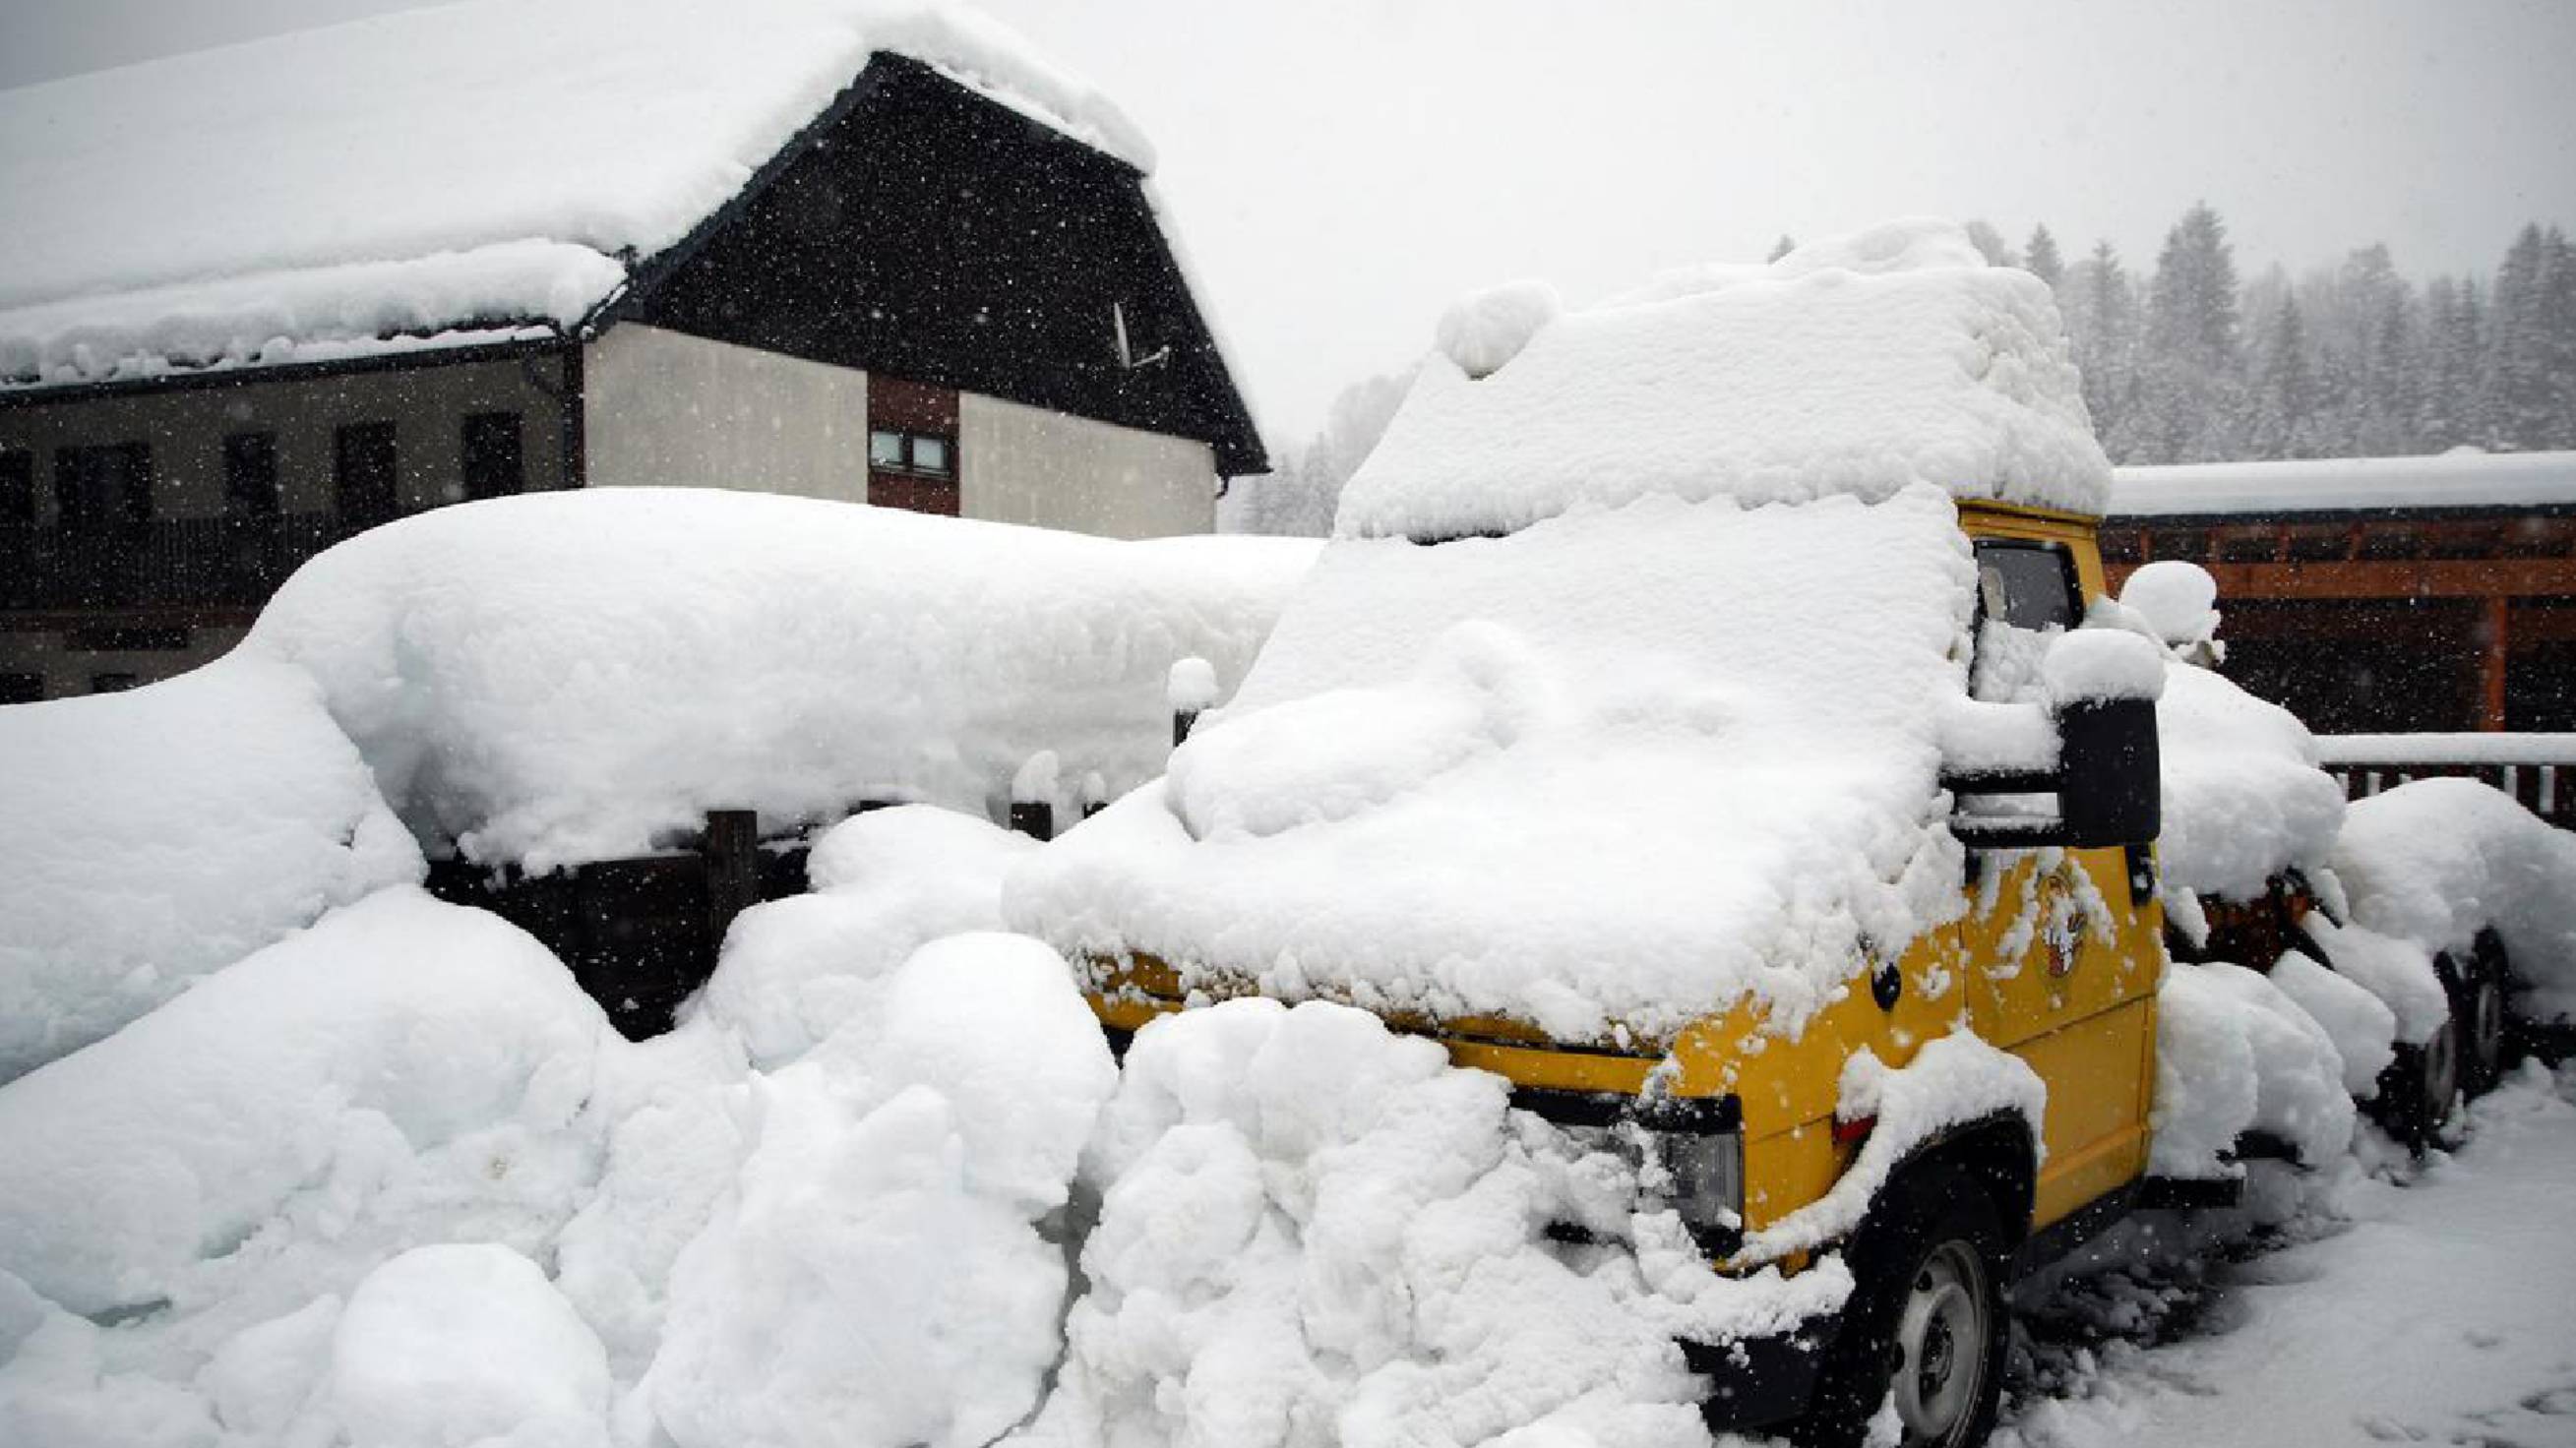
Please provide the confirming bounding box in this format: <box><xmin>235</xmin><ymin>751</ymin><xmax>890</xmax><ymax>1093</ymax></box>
<box><xmin>2002</xmin><ymin>1063</ymin><xmax>2576</xmax><ymax>1448</ymax></box>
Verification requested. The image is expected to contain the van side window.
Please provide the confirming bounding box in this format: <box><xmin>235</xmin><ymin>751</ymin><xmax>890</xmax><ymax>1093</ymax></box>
<box><xmin>1968</xmin><ymin>540</ymin><xmax>2081</xmax><ymax>702</ymax></box>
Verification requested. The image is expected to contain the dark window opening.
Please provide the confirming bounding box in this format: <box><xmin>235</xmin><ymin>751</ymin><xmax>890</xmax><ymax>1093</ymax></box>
<box><xmin>223</xmin><ymin>431</ymin><xmax>280</xmax><ymax>516</ymax></box>
<box><xmin>1969</xmin><ymin>539</ymin><xmax>2082</xmax><ymax>704</ymax></box>
<box><xmin>462</xmin><ymin>411</ymin><xmax>525</xmax><ymax>500</ymax></box>
<box><xmin>53</xmin><ymin>443</ymin><xmax>153</xmax><ymax>534</ymax></box>
<box><xmin>1</xmin><ymin>451</ymin><xmax>31</xmax><ymax>526</ymax></box>
<box><xmin>336</xmin><ymin>422</ymin><xmax>399</xmax><ymax>529</ymax></box>
<box><xmin>90</xmin><ymin>673</ymin><xmax>141</xmax><ymax>694</ymax></box>
<box><xmin>0</xmin><ymin>673</ymin><xmax>41</xmax><ymax>705</ymax></box>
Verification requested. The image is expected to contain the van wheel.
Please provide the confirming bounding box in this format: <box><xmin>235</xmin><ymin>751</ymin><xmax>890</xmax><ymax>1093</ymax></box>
<box><xmin>2374</xmin><ymin>1014</ymin><xmax>2461</xmax><ymax>1151</ymax></box>
<box><xmin>2456</xmin><ymin>935</ymin><xmax>2512</xmax><ymax>1098</ymax></box>
<box><xmin>1794</xmin><ymin>1163</ymin><xmax>2008</xmax><ymax>1448</ymax></box>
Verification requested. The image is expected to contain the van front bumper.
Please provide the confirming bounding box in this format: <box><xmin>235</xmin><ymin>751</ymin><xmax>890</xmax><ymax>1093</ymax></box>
<box><xmin>1683</xmin><ymin>1316</ymin><xmax>1837</xmax><ymax>1431</ymax></box>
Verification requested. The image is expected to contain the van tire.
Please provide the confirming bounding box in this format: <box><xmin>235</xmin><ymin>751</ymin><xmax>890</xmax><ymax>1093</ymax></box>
<box><xmin>2456</xmin><ymin>934</ymin><xmax>2512</xmax><ymax>1099</ymax></box>
<box><xmin>2374</xmin><ymin>1015</ymin><xmax>2461</xmax><ymax>1151</ymax></box>
<box><xmin>1793</xmin><ymin>1162</ymin><xmax>2009</xmax><ymax>1448</ymax></box>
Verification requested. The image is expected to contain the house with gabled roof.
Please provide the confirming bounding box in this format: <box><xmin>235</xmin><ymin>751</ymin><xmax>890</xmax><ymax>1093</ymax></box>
<box><xmin>0</xmin><ymin>0</ymin><xmax>1264</xmax><ymax>701</ymax></box>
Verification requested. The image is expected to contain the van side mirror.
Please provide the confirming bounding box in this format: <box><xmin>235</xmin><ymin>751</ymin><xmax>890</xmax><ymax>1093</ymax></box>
<box><xmin>1944</xmin><ymin>629</ymin><xmax>2162</xmax><ymax>851</ymax></box>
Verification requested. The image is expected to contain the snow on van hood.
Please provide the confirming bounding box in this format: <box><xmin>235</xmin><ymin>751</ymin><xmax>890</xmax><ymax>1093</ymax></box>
<box><xmin>1005</xmin><ymin>486</ymin><xmax>1979</xmax><ymax>1044</ymax></box>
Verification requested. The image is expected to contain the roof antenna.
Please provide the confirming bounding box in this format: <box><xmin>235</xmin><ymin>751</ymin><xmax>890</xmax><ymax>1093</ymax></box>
<box><xmin>1112</xmin><ymin>301</ymin><xmax>1170</xmax><ymax>371</ymax></box>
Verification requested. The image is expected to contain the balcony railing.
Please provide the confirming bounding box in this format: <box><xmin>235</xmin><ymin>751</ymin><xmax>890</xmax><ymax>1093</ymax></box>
<box><xmin>2316</xmin><ymin>733</ymin><xmax>2576</xmax><ymax>830</ymax></box>
<box><xmin>0</xmin><ymin>513</ymin><xmax>364</xmax><ymax>612</ymax></box>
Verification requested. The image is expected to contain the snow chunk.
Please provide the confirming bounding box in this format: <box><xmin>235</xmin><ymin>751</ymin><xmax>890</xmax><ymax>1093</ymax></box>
<box><xmin>641</xmin><ymin>934</ymin><xmax>1115</xmax><ymax>1448</ymax></box>
<box><xmin>0</xmin><ymin>888</ymin><xmax>606</xmax><ymax>1318</ymax></box>
<box><xmin>2042</xmin><ymin>628</ymin><xmax>2165</xmax><ymax>704</ymax></box>
<box><xmin>0</xmin><ymin>654</ymin><xmax>423</xmax><ymax>1082</ymax></box>
<box><xmin>246</xmin><ymin>490</ymin><xmax>1314</xmax><ymax>871</ymax></box>
<box><xmin>1009</xmin><ymin>488</ymin><xmax>1978</xmax><ymax>1044</ymax></box>
<box><xmin>2267</xmin><ymin>950</ymin><xmax>2398</xmax><ymax>1099</ymax></box>
<box><xmin>1335</xmin><ymin>219</ymin><xmax>2109</xmax><ymax>539</ymax></box>
<box><xmin>331</xmin><ymin>1244</ymin><xmax>610</xmax><ymax>1448</ymax></box>
<box><xmin>2155</xmin><ymin>662</ymin><xmax>2346</xmax><ymax>903</ymax></box>
<box><xmin>2331</xmin><ymin>778</ymin><xmax>2576</xmax><ymax>1021</ymax></box>
<box><xmin>1742</xmin><ymin>1032</ymin><xmax>2045</xmax><ymax>1262</ymax></box>
<box><xmin>2119</xmin><ymin>560</ymin><xmax>2223</xmax><ymax>652</ymax></box>
<box><xmin>1433</xmin><ymin>279</ymin><xmax>1563</xmax><ymax>379</ymax></box>
<box><xmin>2301</xmin><ymin>915</ymin><xmax>2451</xmax><ymax>1046</ymax></box>
<box><xmin>2152</xmin><ymin>962</ymin><xmax>2355</xmax><ymax>1178</ymax></box>
<box><xmin>1020</xmin><ymin>998</ymin><xmax>1842</xmax><ymax>1448</ymax></box>
<box><xmin>692</xmin><ymin>807</ymin><xmax>1036</xmax><ymax>1068</ymax></box>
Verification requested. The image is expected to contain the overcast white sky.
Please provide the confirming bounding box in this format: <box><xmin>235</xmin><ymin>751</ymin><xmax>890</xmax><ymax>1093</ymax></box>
<box><xmin>5</xmin><ymin>0</ymin><xmax>2571</xmax><ymax>442</ymax></box>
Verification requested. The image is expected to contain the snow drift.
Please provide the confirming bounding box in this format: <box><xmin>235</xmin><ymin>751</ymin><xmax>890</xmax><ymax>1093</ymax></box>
<box><xmin>0</xmin><ymin>655</ymin><xmax>423</xmax><ymax>1082</ymax></box>
<box><xmin>2332</xmin><ymin>778</ymin><xmax>2576</xmax><ymax>1021</ymax></box>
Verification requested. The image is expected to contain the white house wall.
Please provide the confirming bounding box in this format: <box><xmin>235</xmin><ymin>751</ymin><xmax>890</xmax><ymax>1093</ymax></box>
<box><xmin>583</xmin><ymin>325</ymin><xmax>869</xmax><ymax>501</ymax></box>
<box><xmin>958</xmin><ymin>392</ymin><xmax>1214</xmax><ymax>538</ymax></box>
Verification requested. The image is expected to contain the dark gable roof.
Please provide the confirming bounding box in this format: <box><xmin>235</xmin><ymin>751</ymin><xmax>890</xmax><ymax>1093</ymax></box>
<box><xmin>624</xmin><ymin>54</ymin><xmax>1265</xmax><ymax>475</ymax></box>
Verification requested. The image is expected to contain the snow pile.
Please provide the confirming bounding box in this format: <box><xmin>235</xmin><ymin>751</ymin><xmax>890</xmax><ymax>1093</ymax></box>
<box><xmin>2120</xmin><ymin>560</ymin><xmax>2223</xmax><ymax>656</ymax></box>
<box><xmin>2264</xmin><ymin>951</ymin><xmax>2397</xmax><ymax>1099</ymax></box>
<box><xmin>1432</xmin><ymin>279</ymin><xmax>1563</xmax><ymax>379</ymax></box>
<box><xmin>2151</xmin><ymin>962</ymin><xmax>2356</xmax><ymax>1177</ymax></box>
<box><xmin>0</xmin><ymin>888</ymin><xmax>607</xmax><ymax>1320</ymax></box>
<box><xmin>0</xmin><ymin>654</ymin><xmax>424</xmax><ymax>1082</ymax></box>
<box><xmin>1010</xmin><ymin>486</ymin><xmax>1978</xmax><ymax>1044</ymax></box>
<box><xmin>0</xmin><ymin>0</ymin><xmax>1152</xmax><ymax>386</ymax></box>
<box><xmin>2300</xmin><ymin>915</ymin><xmax>2449</xmax><ymax>1048</ymax></box>
<box><xmin>692</xmin><ymin>807</ymin><xmax>1036</xmax><ymax>1068</ymax></box>
<box><xmin>330</xmin><ymin>1244</ymin><xmax>612</xmax><ymax>1448</ymax></box>
<box><xmin>1335</xmin><ymin>219</ymin><xmax>2110</xmax><ymax>539</ymax></box>
<box><xmin>2040</xmin><ymin>628</ymin><xmax>2165</xmax><ymax>704</ymax></box>
<box><xmin>2330</xmin><ymin>778</ymin><xmax>2576</xmax><ymax>1020</ymax></box>
<box><xmin>2151</xmin><ymin>661</ymin><xmax>2346</xmax><ymax>904</ymax></box>
<box><xmin>636</xmin><ymin>934</ymin><xmax>1116</xmax><ymax>1448</ymax></box>
<box><xmin>1742</xmin><ymin>1033</ymin><xmax>2045</xmax><ymax>1262</ymax></box>
<box><xmin>245</xmin><ymin>489</ymin><xmax>1315</xmax><ymax>870</ymax></box>
<box><xmin>0</xmin><ymin>851</ymin><xmax>1121</xmax><ymax>1447</ymax></box>
<box><xmin>1019</xmin><ymin>998</ymin><xmax>1847</xmax><ymax>1448</ymax></box>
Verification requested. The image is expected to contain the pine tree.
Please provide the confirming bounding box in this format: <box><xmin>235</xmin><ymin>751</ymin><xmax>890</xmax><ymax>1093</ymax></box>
<box><xmin>2064</xmin><ymin>240</ymin><xmax>2142</xmax><ymax>454</ymax></box>
<box><xmin>2244</xmin><ymin>293</ymin><xmax>2314</xmax><ymax>459</ymax></box>
<box><xmin>1965</xmin><ymin>219</ymin><xmax>2018</xmax><ymax>269</ymax></box>
<box><xmin>2485</xmin><ymin>223</ymin><xmax>2557</xmax><ymax>449</ymax></box>
<box><xmin>2416</xmin><ymin>277</ymin><xmax>2487</xmax><ymax>450</ymax></box>
<box><xmin>2136</xmin><ymin>203</ymin><xmax>2245</xmax><ymax>461</ymax></box>
<box><xmin>2022</xmin><ymin>224</ymin><xmax>2064</xmax><ymax>289</ymax></box>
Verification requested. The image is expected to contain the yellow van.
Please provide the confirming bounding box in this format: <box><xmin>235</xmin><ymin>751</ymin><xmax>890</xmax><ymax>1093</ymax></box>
<box><xmin>1012</xmin><ymin>223</ymin><xmax>2183</xmax><ymax>1448</ymax></box>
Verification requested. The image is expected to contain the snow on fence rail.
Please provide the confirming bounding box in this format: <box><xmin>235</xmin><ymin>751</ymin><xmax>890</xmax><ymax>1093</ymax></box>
<box><xmin>2316</xmin><ymin>733</ymin><xmax>2576</xmax><ymax>829</ymax></box>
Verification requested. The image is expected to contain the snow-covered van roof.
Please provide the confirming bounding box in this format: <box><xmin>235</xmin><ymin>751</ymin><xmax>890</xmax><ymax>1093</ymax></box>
<box><xmin>2109</xmin><ymin>451</ymin><xmax>2576</xmax><ymax>517</ymax></box>
<box><xmin>0</xmin><ymin>0</ymin><xmax>1151</xmax><ymax>391</ymax></box>
<box><xmin>1332</xmin><ymin>220</ymin><xmax>2113</xmax><ymax>540</ymax></box>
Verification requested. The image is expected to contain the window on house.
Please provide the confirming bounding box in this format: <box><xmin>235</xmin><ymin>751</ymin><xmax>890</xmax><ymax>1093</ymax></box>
<box><xmin>52</xmin><ymin>443</ymin><xmax>153</xmax><ymax>534</ymax></box>
<box><xmin>223</xmin><ymin>431</ymin><xmax>280</xmax><ymax>516</ymax></box>
<box><xmin>461</xmin><ymin>411</ymin><xmax>524</xmax><ymax>500</ymax></box>
<box><xmin>336</xmin><ymin>422</ymin><xmax>399</xmax><ymax>529</ymax></box>
<box><xmin>0</xmin><ymin>673</ymin><xmax>41</xmax><ymax>705</ymax></box>
<box><xmin>0</xmin><ymin>451</ymin><xmax>31</xmax><ymax>527</ymax></box>
<box><xmin>869</xmin><ymin>428</ymin><xmax>954</xmax><ymax>477</ymax></box>
<box><xmin>90</xmin><ymin>673</ymin><xmax>141</xmax><ymax>694</ymax></box>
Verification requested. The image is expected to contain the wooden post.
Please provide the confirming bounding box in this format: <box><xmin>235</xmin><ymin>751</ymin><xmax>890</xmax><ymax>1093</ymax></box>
<box><xmin>1173</xmin><ymin>708</ymin><xmax>1200</xmax><ymax>747</ymax></box>
<box><xmin>1010</xmin><ymin>801</ymin><xmax>1055</xmax><ymax>841</ymax></box>
<box><xmin>703</xmin><ymin>809</ymin><xmax>761</xmax><ymax>941</ymax></box>
<box><xmin>2481</xmin><ymin>595</ymin><xmax>2511</xmax><ymax>732</ymax></box>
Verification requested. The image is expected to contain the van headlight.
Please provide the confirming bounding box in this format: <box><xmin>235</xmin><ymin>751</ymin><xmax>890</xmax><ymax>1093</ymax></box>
<box><xmin>1655</xmin><ymin>1128</ymin><xmax>1745</xmax><ymax>1235</ymax></box>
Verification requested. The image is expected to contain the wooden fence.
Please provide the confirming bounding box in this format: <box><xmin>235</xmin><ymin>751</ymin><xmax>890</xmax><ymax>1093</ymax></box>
<box><xmin>2315</xmin><ymin>734</ymin><xmax>2576</xmax><ymax>830</ymax></box>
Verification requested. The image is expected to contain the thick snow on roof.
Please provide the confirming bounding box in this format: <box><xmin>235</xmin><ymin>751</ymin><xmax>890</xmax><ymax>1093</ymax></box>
<box><xmin>2111</xmin><ymin>451</ymin><xmax>2576</xmax><ymax>516</ymax></box>
<box><xmin>1008</xmin><ymin>485</ymin><xmax>1979</xmax><ymax>1044</ymax></box>
<box><xmin>0</xmin><ymin>0</ymin><xmax>1150</xmax><ymax>389</ymax></box>
<box><xmin>241</xmin><ymin>490</ymin><xmax>1314</xmax><ymax>870</ymax></box>
<box><xmin>1332</xmin><ymin>219</ymin><xmax>2112</xmax><ymax>539</ymax></box>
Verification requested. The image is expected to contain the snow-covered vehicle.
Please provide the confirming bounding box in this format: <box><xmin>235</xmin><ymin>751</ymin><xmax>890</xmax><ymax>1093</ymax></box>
<box><xmin>1011</xmin><ymin>222</ymin><xmax>2202</xmax><ymax>1448</ymax></box>
<box><xmin>2130</xmin><ymin>557</ymin><xmax>2575</xmax><ymax>1145</ymax></box>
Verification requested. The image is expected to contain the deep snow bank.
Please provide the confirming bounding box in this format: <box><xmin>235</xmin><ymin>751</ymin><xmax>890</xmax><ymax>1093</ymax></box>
<box><xmin>240</xmin><ymin>489</ymin><xmax>1314</xmax><ymax>870</ymax></box>
<box><xmin>1335</xmin><ymin>219</ymin><xmax>2111</xmax><ymax>539</ymax></box>
<box><xmin>0</xmin><ymin>887</ymin><xmax>607</xmax><ymax>1320</ymax></box>
<box><xmin>1018</xmin><ymin>998</ymin><xmax>1846</xmax><ymax>1448</ymax></box>
<box><xmin>1010</xmin><ymin>487</ymin><xmax>1977</xmax><ymax>1043</ymax></box>
<box><xmin>2151</xmin><ymin>664</ymin><xmax>2346</xmax><ymax>905</ymax></box>
<box><xmin>2331</xmin><ymin>777</ymin><xmax>2576</xmax><ymax>1021</ymax></box>
<box><xmin>0</xmin><ymin>654</ymin><xmax>424</xmax><ymax>1082</ymax></box>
